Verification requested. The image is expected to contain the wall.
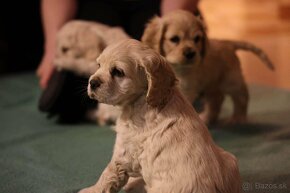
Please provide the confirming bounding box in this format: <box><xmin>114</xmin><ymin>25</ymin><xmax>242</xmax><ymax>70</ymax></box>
<box><xmin>200</xmin><ymin>0</ymin><xmax>290</xmax><ymax>90</ymax></box>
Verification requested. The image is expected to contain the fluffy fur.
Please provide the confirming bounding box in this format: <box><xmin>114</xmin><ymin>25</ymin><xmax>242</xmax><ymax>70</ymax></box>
<box><xmin>79</xmin><ymin>39</ymin><xmax>241</xmax><ymax>193</ymax></box>
<box><xmin>142</xmin><ymin>10</ymin><xmax>274</xmax><ymax>124</ymax></box>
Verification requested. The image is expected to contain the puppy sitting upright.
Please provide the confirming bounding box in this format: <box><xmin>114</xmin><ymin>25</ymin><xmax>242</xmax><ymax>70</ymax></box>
<box><xmin>80</xmin><ymin>39</ymin><xmax>241</xmax><ymax>193</ymax></box>
<box><xmin>142</xmin><ymin>10</ymin><xmax>274</xmax><ymax>124</ymax></box>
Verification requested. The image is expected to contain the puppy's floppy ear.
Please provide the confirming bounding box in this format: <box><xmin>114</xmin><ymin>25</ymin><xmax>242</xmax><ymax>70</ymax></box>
<box><xmin>141</xmin><ymin>16</ymin><xmax>166</xmax><ymax>55</ymax></box>
<box><xmin>139</xmin><ymin>52</ymin><xmax>177</xmax><ymax>109</ymax></box>
<box><xmin>196</xmin><ymin>16</ymin><xmax>208</xmax><ymax>59</ymax></box>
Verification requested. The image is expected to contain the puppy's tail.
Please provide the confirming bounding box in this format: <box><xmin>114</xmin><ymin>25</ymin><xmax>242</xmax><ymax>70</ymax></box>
<box><xmin>229</xmin><ymin>41</ymin><xmax>275</xmax><ymax>70</ymax></box>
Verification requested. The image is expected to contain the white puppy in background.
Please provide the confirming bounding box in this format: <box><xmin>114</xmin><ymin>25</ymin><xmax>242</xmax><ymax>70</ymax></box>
<box><xmin>54</xmin><ymin>20</ymin><xmax>129</xmax><ymax>124</ymax></box>
<box><xmin>79</xmin><ymin>39</ymin><xmax>241</xmax><ymax>193</ymax></box>
<box><xmin>54</xmin><ymin>20</ymin><xmax>129</xmax><ymax>76</ymax></box>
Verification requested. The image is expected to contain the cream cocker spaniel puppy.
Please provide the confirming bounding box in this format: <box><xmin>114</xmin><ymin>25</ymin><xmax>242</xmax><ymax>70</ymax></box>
<box><xmin>79</xmin><ymin>39</ymin><xmax>241</xmax><ymax>193</ymax></box>
<box><xmin>142</xmin><ymin>10</ymin><xmax>274</xmax><ymax>124</ymax></box>
<box><xmin>54</xmin><ymin>20</ymin><xmax>129</xmax><ymax>76</ymax></box>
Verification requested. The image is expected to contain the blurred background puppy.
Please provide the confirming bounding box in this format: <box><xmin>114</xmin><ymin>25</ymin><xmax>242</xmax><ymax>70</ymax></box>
<box><xmin>142</xmin><ymin>10</ymin><xmax>274</xmax><ymax>125</ymax></box>
<box><xmin>54</xmin><ymin>20</ymin><xmax>129</xmax><ymax>77</ymax></box>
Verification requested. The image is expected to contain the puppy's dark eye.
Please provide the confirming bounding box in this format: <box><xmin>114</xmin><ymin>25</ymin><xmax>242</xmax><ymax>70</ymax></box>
<box><xmin>111</xmin><ymin>67</ymin><xmax>125</xmax><ymax>78</ymax></box>
<box><xmin>62</xmin><ymin>47</ymin><xmax>69</xmax><ymax>53</ymax></box>
<box><xmin>170</xmin><ymin>36</ymin><xmax>180</xmax><ymax>43</ymax></box>
<box><xmin>193</xmin><ymin>35</ymin><xmax>201</xmax><ymax>43</ymax></box>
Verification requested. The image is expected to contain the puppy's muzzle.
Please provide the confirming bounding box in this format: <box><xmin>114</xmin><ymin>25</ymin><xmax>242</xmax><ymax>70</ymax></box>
<box><xmin>183</xmin><ymin>48</ymin><xmax>196</xmax><ymax>60</ymax></box>
<box><xmin>89</xmin><ymin>78</ymin><xmax>102</xmax><ymax>90</ymax></box>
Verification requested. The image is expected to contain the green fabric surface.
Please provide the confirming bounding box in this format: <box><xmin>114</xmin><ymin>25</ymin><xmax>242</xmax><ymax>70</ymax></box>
<box><xmin>0</xmin><ymin>72</ymin><xmax>289</xmax><ymax>193</ymax></box>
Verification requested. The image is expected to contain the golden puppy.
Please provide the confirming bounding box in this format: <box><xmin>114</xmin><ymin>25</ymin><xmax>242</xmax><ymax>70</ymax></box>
<box><xmin>142</xmin><ymin>10</ymin><xmax>274</xmax><ymax>124</ymax></box>
<box><xmin>80</xmin><ymin>39</ymin><xmax>241</xmax><ymax>193</ymax></box>
<box><xmin>54</xmin><ymin>20</ymin><xmax>129</xmax><ymax>77</ymax></box>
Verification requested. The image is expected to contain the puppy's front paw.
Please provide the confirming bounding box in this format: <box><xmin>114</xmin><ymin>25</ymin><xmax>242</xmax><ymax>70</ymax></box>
<box><xmin>78</xmin><ymin>187</ymin><xmax>99</xmax><ymax>193</ymax></box>
<box><xmin>77</xmin><ymin>187</ymin><xmax>92</xmax><ymax>193</ymax></box>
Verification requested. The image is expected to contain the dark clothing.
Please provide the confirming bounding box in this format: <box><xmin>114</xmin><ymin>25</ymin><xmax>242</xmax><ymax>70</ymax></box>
<box><xmin>77</xmin><ymin>0</ymin><xmax>161</xmax><ymax>39</ymax></box>
<box><xmin>0</xmin><ymin>0</ymin><xmax>43</xmax><ymax>74</ymax></box>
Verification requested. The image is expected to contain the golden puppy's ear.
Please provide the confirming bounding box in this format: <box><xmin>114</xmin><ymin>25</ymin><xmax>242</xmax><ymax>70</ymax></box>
<box><xmin>140</xmin><ymin>52</ymin><xmax>177</xmax><ymax>108</ymax></box>
<box><xmin>141</xmin><ymin>16</ymin><xmax>165</xmax><ymax>54</ymax></box>
<box><xmin>196</xmin><ymin>16</ymin><xmax>208</xmax><ymax>58</ymax></box>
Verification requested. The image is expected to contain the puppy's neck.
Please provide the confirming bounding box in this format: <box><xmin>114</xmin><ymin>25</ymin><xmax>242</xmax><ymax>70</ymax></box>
<box><xmin>117</xmin><ymin>87</ymin><xmax>199</xmax><ymax>134</ymax></box>
<box><xmin>119</xmin><ymin>92</ymin><xmax>168</xmax><ymax>129</ymax></box>
<box><xmin>117</xmin><ymin>95</ymin><xmax>146</xmax><ymax>128</ymax></box>
<box><xmin>120</xmin><ymin>94</ymin><xmax>147</xmax><ymax>117</ymax></box>
<box><xmin>118</xmin><ymin>88</ymin><xmax>183</xmax><ymax>130</ymax></box>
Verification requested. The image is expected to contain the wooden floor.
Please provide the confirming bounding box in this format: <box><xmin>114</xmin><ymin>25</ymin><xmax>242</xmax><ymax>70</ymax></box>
<box><xmin>200</xmin><ymin>0</ymin><xmax>290</xmax><ymax>90</ymax></box>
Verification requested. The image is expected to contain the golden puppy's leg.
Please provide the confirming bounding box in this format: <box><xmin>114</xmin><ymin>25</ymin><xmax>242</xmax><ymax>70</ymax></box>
<box><xmin>200</xmin><ymin>91</ymin><xmax>224</xmax><ymax>124</ymax></box>
<box><xmin>229</xmin><ymin>82</ymin><xmax>249</xmax><ymax>124</ymax></box>
<box><xmin>78</xmin><ymin>161</ymin><xmax>129</xmax><ymax>193</ymax></box>
<box><xmin>123</xmin><ymin>177</ymin><xmax>146</xmax><ymax>193</ymax></box>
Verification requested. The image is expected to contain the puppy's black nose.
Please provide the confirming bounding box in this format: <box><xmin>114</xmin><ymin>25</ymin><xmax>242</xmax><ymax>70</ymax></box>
<box><xmin>183</xmin><ymin>49</ymin><xmax>196</xmax><ymax>60</ymax></box>
<box><xmin>90</xmin><ymin>78</ymin><xmax>102</xmax><ymax>90</ymax></box>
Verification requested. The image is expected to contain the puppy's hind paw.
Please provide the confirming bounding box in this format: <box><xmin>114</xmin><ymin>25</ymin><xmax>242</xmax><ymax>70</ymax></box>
<box><xmin>97</xmin><ymin>116</ymin><xmax>115</xmax><ymax>126</ymax></box>
<box><xmin>198</xmin><ymin>112</ymin><xmax>219</xmax><ymax>126</ymax></box>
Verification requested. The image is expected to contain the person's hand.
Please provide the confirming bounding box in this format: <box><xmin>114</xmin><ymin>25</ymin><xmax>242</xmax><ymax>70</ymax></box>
<box><xmin>37</xmin><ymin>0</ymin><xmax>78</xmax><ymax>89</ymax></box>
<box><xmin>161</xmin><ymin>0</ymin><xmax>199</xmax><ymax>15</ymax></box>
<box><xmin>36</xmin><ymin>50</ymin><xmax>55</xmax><ymax>89</ymax></box>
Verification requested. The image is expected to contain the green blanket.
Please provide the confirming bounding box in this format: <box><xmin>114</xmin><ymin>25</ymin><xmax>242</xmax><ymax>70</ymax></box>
<box><xmin>0</xmin><ymin>73</ymin><xmax>289</xmax><ymax>193</ymax></box>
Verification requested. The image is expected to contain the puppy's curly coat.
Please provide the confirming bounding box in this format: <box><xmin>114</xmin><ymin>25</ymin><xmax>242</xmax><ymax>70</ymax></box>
<box><xmin>80</xmin><ymin>39</ymin><xmax>241</xmax><ymax>193</ymax></box>
<box><xmin>142</xmin><ymin>10</ymin><xmax>274</xmax><ymax>124</ymax></box>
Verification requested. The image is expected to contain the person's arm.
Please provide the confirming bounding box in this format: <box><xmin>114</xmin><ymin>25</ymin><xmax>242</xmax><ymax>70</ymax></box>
<box><xmin>37</xmin><ymin>0</ymin><xmax>77</xmax><ymax>89</ymax></box>
<box><xmin>161</xmin><ymin>0</ymin><xmax>199</xmax><ymax>15</ymax></box>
